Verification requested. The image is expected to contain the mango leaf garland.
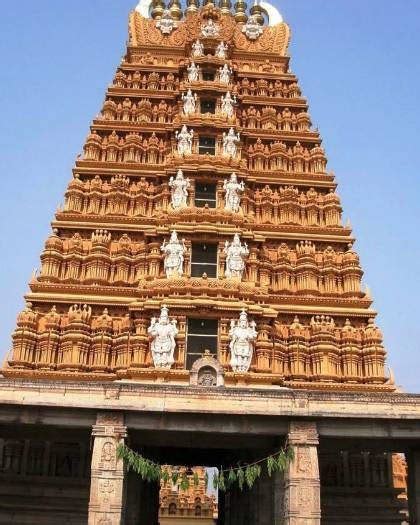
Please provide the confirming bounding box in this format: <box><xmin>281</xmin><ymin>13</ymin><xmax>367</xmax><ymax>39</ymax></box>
<box><xmin>117</xmin><ymin>443</ymin><xmax>294</xmax><ymax>493</ymax></box>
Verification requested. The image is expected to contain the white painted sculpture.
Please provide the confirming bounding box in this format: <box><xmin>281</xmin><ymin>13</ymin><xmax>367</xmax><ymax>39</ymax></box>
<box><xmin>201</xmin><ymin>18</ymin><xmax>219</xmax><ymax>38</ymax></box>
<box><xmin>182</xmin><ymin>89</ymin><xmax>197</xmax><ymax>115</ymax></box>
<box><xmin>176</xmin><ymin>125</ymin><xmax>194</xmax><ymax>155</ymax></box>
<box><xmin>223</xmin><ymin>173</ymin><xmax>244</xmax><ymax>212</ymax></box>
<box><xmin>222</xmin><ymin>128</ymin><xmax>240</xmax><ymax>157</ymax></box>
<box><xmin>187</xmin><ymin>62</ymin><xmax>200</xmax><ymax>82</ymax></box>
<box><xmin>148</xmin><ymin>306</ymin><xmax>178</xmax><ymax>369</ymax></box>
<box><xmin>229</xmin><ymin>310</ymin><xmax>257</xmax><ymax>373</ymax></box>
<box><xmin>215</xmin><ymin>41</ymin><xmax>228</xmax><ymax>59</ymax></box>
<box><xmin>161</xmin><ymin>231</ymin><xmax>186</xmax><ymax>277</ymax></box>
<box><xmin>191</xmin><ymin>39</ymin><xmax>204</xmax><ymax>58</ymax></box>
<box><xmin>220</xmin><ymin>91</ymin><xmax>236</xmax><ymax>119</ymax></box>
<box><xmin>156</xmin><ymin>9</ymin><xmax>177</xmax><ymax>34</ymax></box>
<box><xmin>219</xmin><ymin>64</ymin><xmax>232</xmax><ymax>84</ymax></box>
<box><xmin>169</xmin><ymin>170</ymin><xmax>191</xmax><ymax>209</ymax></box>
<box><xmin>224</xmin><ymin>233</ymin><xmax>249</xmax><ymax>279</ymax></box>
<box><xmin>242</xmin><ymin>14</ymin><xmax>263</xmax><ymax>40</ymax></box>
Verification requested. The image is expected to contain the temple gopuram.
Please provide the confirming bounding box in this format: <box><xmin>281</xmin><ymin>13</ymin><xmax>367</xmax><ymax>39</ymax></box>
<box><xmin>1</xmin><ymin>1</ymin><xmax>420</xmax><ymax>524</ymax></box>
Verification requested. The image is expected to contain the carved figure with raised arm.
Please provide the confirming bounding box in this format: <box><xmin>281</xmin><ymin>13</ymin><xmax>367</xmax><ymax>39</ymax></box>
<box><xmin>215</xmin><ymin>41</ymin><xmax>228</xmax><ymax>59</ymax></box>
<box><xmin>187</xmin><ymin>62</ymin><xmax>200</xmax><ymax>83</ymax></box>
<box><xmin>148</xmin><ymin>306</ymin><xmax>178</xmax><ymax>369</ymax></box>
<box><xmin>176</xmin><ymin>125</ymin><xmax>194</xmax><ymax>155</ymax></box>
<box><xmin>169</xmin><ymin>169</ymin><xmax>191</xmax><ymax>209</ymax></box>
<box><xmin>191</xmin><ymin>39</ymin><xmax>204</xmax><ymax>58</ymax></box>
<box><xmin>201</xmin><ymin>18</ymin><xmax>220</xmax><ymax>38</ymax></box>
<box><xmin>223</xmin><ymin>173</ymin><xmax>244</xmax><ymax>212</ymax></box>
<box><xmin>220</xmin><ymin>91</ymin><xmax>237</xmax><ymax>119</ymax></box>
<box><xmin>222</xmin><ymin>128</ymin><xmax>240</xmax><ymax>157</ymax></box>
<box><xmin>229</xmin><ymin>310</ymin><xmax>257</xmax><ymax>372</ymax></box>
<box><xmin>224</xmin><ymin>233</ymin><xmax>249</xmax><ymax>279</ymax></box>
<box><xmin>219</xmin><ymin>64</ymin><xmax>233</xmax><ymax>85</ymax></box>
<box><xmin>182</xmin><ymin>89</ymin><xmax>197</xmax><ymax>115</ymax></box>
<box><xmin>161</xmin><ymin>230</ymin><xmax>187</xmax><ymax>277</ymax></box>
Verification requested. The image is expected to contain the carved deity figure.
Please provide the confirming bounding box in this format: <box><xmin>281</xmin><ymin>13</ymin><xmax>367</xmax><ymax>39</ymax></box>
<box><xmin>191</xmin><ymin>39</ymin><xmax>204</xmax><ymax>58</ymax></box>
<box><xmin>187</xmin><ymin>62</ymin><xmax>200</xmax><ymax>82</ymax></box>
<box><xmin>219</xmin><ymin>64</ymin><xmax>233</xmax><ymax>84</ymax></box>
<box><xmin>215</xmin><ymin>41</ymin><xmax>228</xmax><ymax>59</ymax></box>
<box><xmin>182</xmin><ymin>89</ymin><xmax>197</xmax><ymax>115</ymax></box>
<box><xmin>229</xmin><ymin>310</ymin><xmax>257</xmax><ymax>373</ymax></box>
<box><xmin>148</xmin><ymin>306</ymin><xmax>178</xmax><ymax>369</ymax></box>
<box><xmin>156</xmin><ymin>9</ymin><xmax>177</xmax><ymax>34</ymax></box>
<box><xmin>220</xmin><ymin>91</ymin><xmax>236</xmax><ymax>119</ymax></box>
<box><xmin>201</xmin><ymin>18</ymin><xmax>220</xmax><ymax>38</ymax></box>
<box><xmin>223</xmin><ymin>173</ymin><xmax>245</xmax><ymax>212</ymax></box>
<box><xmin>222</xmin><ymin>128</ymin><xmax>240</xmax><ymax>157</ymax></box>
<box><xmin>175</xmin><ymin>125</ymin><xmax>194</xmax><ymax>155</ymax></box>
<box><xmin>242</xmin><ymin>14</ymin><xmax>263</xmax><ymax>40</ymax></box>
<box><xmin>161</xmin><ymin>231</ymin><xmax>186</xmax><ymax>278</ymax></box>
<box><xmin>169</xmin><ymin>169</ymin><xmax>191</xmax><ymax>209</ymax></box>
<box><xmin>224</xmin><ymin>233</ymin><xmax>249</xmax><ymax>279</ymax></box>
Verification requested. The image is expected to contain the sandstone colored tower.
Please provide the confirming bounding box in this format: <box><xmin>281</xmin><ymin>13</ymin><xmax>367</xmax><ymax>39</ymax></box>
<box><xmin>4</xmin><ymin>1</ymin><xmax>391</xmax><ymax>393</ymax></box>
<box><xmin>2</xmin><ymin>2</ymin><xmax>417</xmax><ymax>525</ymax></box>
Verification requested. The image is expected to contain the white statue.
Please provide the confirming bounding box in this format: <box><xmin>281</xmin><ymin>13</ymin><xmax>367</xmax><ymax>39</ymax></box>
<box><xmin>229</xmin><ymin>310</ymin><xmax>257</xmax><ymax>373</ymax></box>
<box><xmin>169</xmin><ymin>170</ymin><xmax>191</xmax><ymax>209</ymax></box>
<box><xmin>220</xmin><ymin>91</ymin><xmax>236</xmax><ymax>119</ymax></box>
<box><xmin>215</xmin><ymin>41</ymin><xmax>228</xmax><ymax>59</ymax></box>
<box><xmin>182</xmin><ymin>89</ymin><xmax>197</xmax><ymax>115</ymax></box>
<box><xmin>219</xmin><ymin>64</ymin><xmax>232</xmax><ymax>84</ymax></box>
<box><xmin>201</xmin><ymin>18</ymin><xmax>220</xmax><ymax>38</ymax></box>
<box><xmin>223</xmin><ymin>173</ymin><xmax>244</xmax><ymax>212</ymax></box>
<box><xmin>224</xmin><ymin>233</ymin><xmax>249</xmax><ymax>279</ymax></box>
<box><xmin>175</xmin><ymin>125</ymin><xmax>194</xmax><ymax>155</ymax></box>
<box><xmin>191</xmin><ymin>39</ymin><xmax>204</xmax><ymax>58</ymax></box>
<box><xmin>222</xmin><ymin>128</ymin><xmax>240</xmax><ymax>157</ymax></box>
<box><xmin>242</xmin><ymin>14</ymin><xmax>263</xmax><ymax>40</ymax></box>
<box><xmin>148</xmin><ymin>306</ymin><xmax>178</xmax><ymax>369</ymax></box>
<box><xmin>161</xmin><ymin>231</ymin><xmax>186</xmax><ymax>278</ymax></box>
<box><xmin>156</xmin><ymin>9</ymin><xmax>177</xmax><ymax>34</ymax></box>
<box><xmin>187</xmin><ymin>62</ymin><xmax>200</xmax><ymax>82</ymax></box>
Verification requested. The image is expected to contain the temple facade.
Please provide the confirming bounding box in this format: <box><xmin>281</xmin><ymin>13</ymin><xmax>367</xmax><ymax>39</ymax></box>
<box><xmin>1</xmin><ymin>1</ymin><xmax>420</xmax><ymax>524</ymax></box>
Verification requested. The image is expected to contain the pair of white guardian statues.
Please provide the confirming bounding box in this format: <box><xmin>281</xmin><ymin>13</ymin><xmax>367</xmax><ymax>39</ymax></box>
<box><xmin>148</xmin><ymin>306</ymin><xmax>257</xmax><ymax>373</ymax></box>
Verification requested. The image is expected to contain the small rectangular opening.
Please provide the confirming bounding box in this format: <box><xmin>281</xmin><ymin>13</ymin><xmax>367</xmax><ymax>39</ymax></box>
<box><xmin>191</xmin><ymin>242</ymin><xmax>217</xmax><ymax>278</ymax></box>
<box><xmin>198</xmin><ymin>136</ymin><xmax>216</xmax><ymax>155</ymax></box>
<box><xmin>195</xmin><ymin>182</ymin><xmax>216</xmax><ymax>208</ymax></box>
<box><xmin>202</xmin><ymin>70</ymin><xmax>215</xmax><ymax>81</ymax></box>
<box><xmin>186</xmin><ymin>318</ymin><xmax>218</xmax><ymax>369</ymax></box>
<box><xmin>201</xmin><ymin>99</ymin><xmax>216</xmax><ymax>114</ymax></box>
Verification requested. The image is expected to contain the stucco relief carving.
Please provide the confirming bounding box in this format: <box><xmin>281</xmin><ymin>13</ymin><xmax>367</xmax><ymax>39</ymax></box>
<box><xmin>99</xmin><ymin>479</ymin><xmax>115</xmax><ymax>503</ymax></box>
<box><xmin>100</xmin><ymin>442</ymin><xmax>116</xmax><ymax>470</ymax></box>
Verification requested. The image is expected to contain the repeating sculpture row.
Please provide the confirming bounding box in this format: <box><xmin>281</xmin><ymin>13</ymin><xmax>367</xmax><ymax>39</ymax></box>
<box><xmin>64</xmin><ymin>175</ymin><xmax>341</xmax><ymax>227</ymax></box>
<box><xmin>100</xmin><ymin>98</ymin><xmax>176</xmax><ymax>123</ymax></box>
<box><xmin>9</xmin><ymin>303</ymin><xmax>387</xmax><ymax>382</ymax></box>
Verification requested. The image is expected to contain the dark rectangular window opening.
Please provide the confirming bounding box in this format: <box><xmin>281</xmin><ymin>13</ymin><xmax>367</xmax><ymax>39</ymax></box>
<box><xmin>191</xmin><ymin>242</ymin><xmax>217</xmax><ymax>278</ymax></box>
<box><xmin>199</xmin><ymin>136</ymin><xmax>216</xmax><ymax>155</ymax></box>
<box><xmin>201</xmin><ymin>99</ymin><xmax>216</xmax><ymax>114</ymax></box>
<box><xmin>195</xmin><ymin>182</ymin><xmax>216</xmax><ymax>208</ymax></box>
<box><xmin>186</xmin><ymin>318</ymin><xmax>218</xmax><ymax>369</ymax></box>
<box><xmin>202</xmin><ymin>70</ymin><xmax>215</xmax><ymax>81</ymax></box>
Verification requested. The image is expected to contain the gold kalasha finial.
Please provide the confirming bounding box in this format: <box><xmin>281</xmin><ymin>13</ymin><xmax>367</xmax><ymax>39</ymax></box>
<box><xmin>250</xmin><ymin>0</ymin><xmax>264</xmax><ymax>25</ymax></box>
<box><xmin>185</xmin><ymin>0</ymin><xmax>199</xmax><ymax>14</ymax></box>
<box><xmin>169</xmin><ymin>0</ymin><xmax>182</xmax><ymax>20</ymax></box>
<box><xmin>234</xmin><ymin>0</ymin><xmax>247</xmax><ymax>22</ymax></box>
<box><xmin>219</xmin><ymin>0</ymin><xmax>232</xmax><ymax>14</ymax></box>
<box><xmin>151</xmin><ymin>0</ymin><xmax>165</xmax><ymax>19</ymax></box>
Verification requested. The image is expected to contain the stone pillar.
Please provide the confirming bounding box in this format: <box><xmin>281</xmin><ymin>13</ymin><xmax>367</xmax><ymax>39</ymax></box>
<box><xmin>88</xmin><ymin>412</ymin><xmax>127</xmax><ymax>525</ymax></box>
<box><xmin>282</xmin><ymin>421</ymin><xmax>321</xmax><ymax>525</ymax></box>
<box><xmin>408</xmin><ymin>451</ymin><xmax>420</xmax><ymax>525</ymax></box>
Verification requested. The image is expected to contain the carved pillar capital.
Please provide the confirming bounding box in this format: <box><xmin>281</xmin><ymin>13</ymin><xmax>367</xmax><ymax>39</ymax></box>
<box><xmin>88</xmin><ymin>411</ymin><xmax>127</xmax><ymax>525</ymax></box>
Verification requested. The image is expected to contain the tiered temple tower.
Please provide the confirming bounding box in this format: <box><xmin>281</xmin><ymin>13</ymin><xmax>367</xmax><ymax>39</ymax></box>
<box><xmin>1</xmin><ymin>2</ymin><xmax>413</xmax><ymax>524</ymax></box>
